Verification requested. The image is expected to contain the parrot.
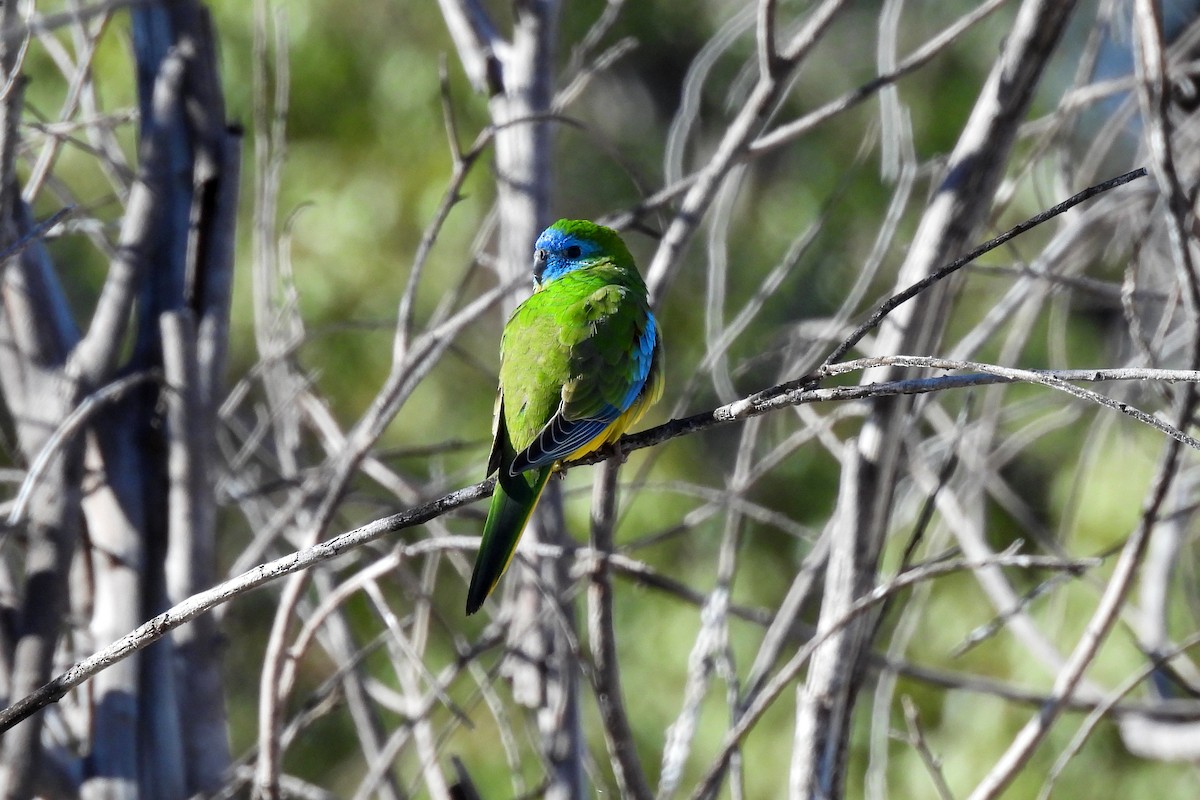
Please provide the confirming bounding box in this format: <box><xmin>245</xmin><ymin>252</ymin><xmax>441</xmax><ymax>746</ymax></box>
<box><xmin>465</xmin><ymin>219</ymin><xmax>664</xmax><ymax>615</ymax></box>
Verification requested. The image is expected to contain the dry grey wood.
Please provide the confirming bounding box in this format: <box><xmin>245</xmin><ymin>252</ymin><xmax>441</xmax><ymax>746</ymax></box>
<box><xmin>252</xmin><ymin>278</ymin><xmax>509</xmax><ymax>798</ymax></box>
<box><xmin>440</xmin><ymin>3</ymin><xmax>586</xmax><ymax>799</ymax></box>
<box><xmin>0</xmin><ymin>2</ymin><xmax>237</xmax><ymax>796</ymax></box>
<box><xmin>8</xmin><ymin>4</ymin><xmax>1192</xmax><ymax>798</ymax></box>
<box><xmin>0</xmin><ymin>2</ymin><xmax>84</xmax><ymax>794</ymax></box>
<box><xmin>968</xmin><ymin>418</ymin><xmax>1194</xmax><ymax>800</ymax></box>
<box><xmin>1033</xmin><ymin>631</ymin><xmax>1200</xmax><ymax>795</ymax></box>
<box><xmin>968</xmin><ymin>2</ymin><xmax>1200</xmax><ymax>795</ymax></box>
<box><xmin>313</xmin><ymin>570</ymin><xmax>407</xmax><ymax>800</ymax></box>
<box><xmin>81</xmin><ymin>32</ymin><xmax>186</xmax><ymax>800</ymax></box>
<box><xmin>240</xmin><ymin>94</ymin><xmax>508</xmax><ymax>789</ymax></box>
<box><xmin>162</xmin><ymin>310</ymin><xmax>231</xmax><ymax>795</ymax></box>
<box><xmin>241</xmin><ymin>30</ymin><xmax>512</xmax><ymax>775</ymax></box>
<box><xmin>245</xmin><ymin>8</ymin><xmax>359</xmax><ymax>798</ymax></box>
<box><xmin>526</xmin><ymin>490</ymin><xmax>586</xmax><ymax>800</ymax></box>
<box><xmin>0</xmin><ymin>223</ymin><xmax>80</xmax><ymax>800</ymax></box>
<box><xmin>250</xmin><ymin>0</ymin><xmax>304</xmax><ymax>484</ymax></box>
<box><xmin>644</xmin><ymin>0</ymin><xmax>850</xmax><ymax>305</ymax></box>
<box><xmin>112</xmin><ymin>6</ymin><xmax>236</xmax><ymax>796</ymax></box>
<box><xmin>587</xmin><ymin>460</ymin><xmax>653</xmax><ymax>800</ymax></box>
<box><xmin>748</xmin><ymin>0</ymin><xmax>1011</xmax><ymax>158</ymax></box>
<box><xmin>790</xmin><ymin>1</ymin><xmax>1080</xmax><ymax>796</ymax></box>
<box><xmin>790</xmin><ymin>442</ymin><xmax>872</xmax><ymax>800</ymax></box>
<box><xmin>689</xmin><ymin>547</ymin><xmax>1093</xmax><ymax>800</ymax></box>
<box><xmin>900</xmin><ymin>696</ymin><xmax>955</xmax><ymax>800</ymax></box>
<box><xmin>1</xmin><ymin>355</ymin><xmax>1181</xmax><ymax>732</ymax></box>
<box><xmin>604</xmin><ymin>0</ymin><xmax>1012</xmax><ymax>234</ymax></box>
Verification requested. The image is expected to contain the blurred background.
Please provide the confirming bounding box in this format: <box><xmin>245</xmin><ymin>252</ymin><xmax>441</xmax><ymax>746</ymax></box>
<box><xmin>4</xmin><ymin>0</ymin><xmax>1200</xmax><ymax>798</ymax></box>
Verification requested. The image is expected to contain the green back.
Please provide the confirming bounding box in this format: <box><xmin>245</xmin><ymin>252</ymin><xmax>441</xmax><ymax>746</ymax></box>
<box><xmin>499</xmin><ymin>261</ymin><xmax>653</xmax><ymax>452</ymax></box>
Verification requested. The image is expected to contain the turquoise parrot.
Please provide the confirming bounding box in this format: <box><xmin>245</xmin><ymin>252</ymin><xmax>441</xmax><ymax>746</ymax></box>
<box><xmin>466</xmin><ymin>219</ymin><xmax>664</xmax><ymax>615</ymax></box>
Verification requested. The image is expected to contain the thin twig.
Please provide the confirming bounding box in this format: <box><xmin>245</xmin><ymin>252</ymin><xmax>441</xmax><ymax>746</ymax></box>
<box><xmin>687</xmin><ymin>545</ymin><xmax>1094</xmax><ymax>800</ymax></box>
<box><xmin>6</xmin><ymin>369</ymin><xmax>158</xmax><ymax>529</ymax></box>
<box><xmin>813</xmin><ymin>167</ymin><xmax>1149</xmax><ymax>374</ymax></box>
<box><xmin>900</xmin><ymin>696</ymin><xmax>956</xmax><ymax>800</ymax></box>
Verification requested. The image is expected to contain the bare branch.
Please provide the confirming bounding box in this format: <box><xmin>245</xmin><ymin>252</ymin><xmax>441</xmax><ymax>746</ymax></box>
<box><xmin>67</xmin><ymin>48</ymin><xmax>184</xmax><ymax>387</ymax></box>
<box><xmin>437</xmin><ymin>0</ymin><xmax>505</xmax><ymax>96</ymax></box>
<box><xmin>586</xmin><ymin>460</ymin><xmax>652</xmax><ymax>800</ymax></box>
<box><xmin>645</xmin><ymin>0</ymin><xmax>850</xmax><ymax>303</ymax></box>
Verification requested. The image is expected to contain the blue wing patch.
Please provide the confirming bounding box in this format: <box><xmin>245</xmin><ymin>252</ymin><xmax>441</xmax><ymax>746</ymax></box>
<box><xmin>625</xmin><ymin>314</ymin><xmax>657</xmax><ymax>407</ymax></box>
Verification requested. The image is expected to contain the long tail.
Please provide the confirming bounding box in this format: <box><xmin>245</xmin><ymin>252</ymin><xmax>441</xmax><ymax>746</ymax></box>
<box><xmin>466</xmin><ymin>466</ymin><xmax>552</xmax><ymax>614</ymax></box>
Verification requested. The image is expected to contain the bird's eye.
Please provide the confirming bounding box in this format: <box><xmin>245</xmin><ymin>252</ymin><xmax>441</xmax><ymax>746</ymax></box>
<box><xmin>565</xmin><ymin>245</ymin><xmax>582</xmax><ymax>259</ymax></box>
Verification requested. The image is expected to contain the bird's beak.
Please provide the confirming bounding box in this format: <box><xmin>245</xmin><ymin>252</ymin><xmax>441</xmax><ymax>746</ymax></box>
<box><xmin>532</xmin><ymin>248</ymin><xmax>547</xmax><ymax>291</ymax></box>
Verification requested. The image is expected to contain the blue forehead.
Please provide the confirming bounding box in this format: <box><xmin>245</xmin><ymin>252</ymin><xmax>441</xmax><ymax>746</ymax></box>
<box><xmin>535</xmin><ymin>226</ymin><xmax>602</xmax><ymax>257</ymax></box>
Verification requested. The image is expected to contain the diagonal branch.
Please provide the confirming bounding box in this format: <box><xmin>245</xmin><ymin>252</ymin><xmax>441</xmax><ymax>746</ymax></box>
<box><xmin>2</xmin><ymin>356</ymin><xmax>1200</xmax><ymax>734</ymax></box>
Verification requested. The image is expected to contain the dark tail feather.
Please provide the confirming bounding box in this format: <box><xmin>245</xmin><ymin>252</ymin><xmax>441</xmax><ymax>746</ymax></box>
<box><xmin>466</xmin><ymin>466</ymin><xmax>552</xmax><ymax>614</ymax></box>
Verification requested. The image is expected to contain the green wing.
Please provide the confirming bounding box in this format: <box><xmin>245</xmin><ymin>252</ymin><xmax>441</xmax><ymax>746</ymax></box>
<box><xmin>510</xmin><ymin>276</ymin><xmax>659</xmax><ymax>473</ymax></box>
<box><xmin>465</xmin><ymin>293</ymin><xmax>568</xmax><ymax>614</ymax></box>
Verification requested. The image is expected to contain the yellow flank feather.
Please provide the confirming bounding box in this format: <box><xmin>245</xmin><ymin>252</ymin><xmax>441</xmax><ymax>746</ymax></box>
<box><xmin>565</xmin><ymin>366</ymin><xmax>663</xmax><ymax>462</ymax></box>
